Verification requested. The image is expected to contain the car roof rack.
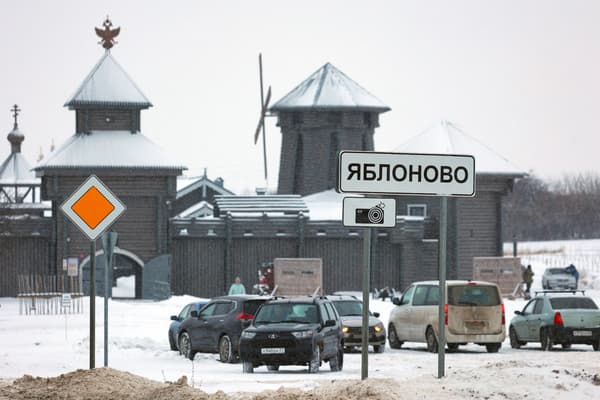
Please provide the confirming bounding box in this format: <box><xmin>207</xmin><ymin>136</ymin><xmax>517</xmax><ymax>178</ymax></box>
<box><xmin>534</xmin><ymin>289</ymin><xmax>586</xmax><ymax>296</ymax></box>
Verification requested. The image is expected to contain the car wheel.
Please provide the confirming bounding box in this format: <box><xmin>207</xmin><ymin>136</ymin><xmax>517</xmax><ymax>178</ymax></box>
<box><xmin>218</xmin><ymin>335</ymin><xmax>235</xmax><ymax>363</ymax></box>
<box><xmin>242</xmin><ymin>361</ymin><xmax>254</xmax><ymax>373</ymax></box>
<box><xmin>540</xmin><ymin>328</ymin><xmax>553</xmax><ymax>351</ymax></box>
<box><xmin>561</xmin><ymin>343</ymin><xmax>571</xmax><ymax>349</ymax></box>
<box><xmin>267</xmin><ymin>365</ymin><xmax>279</xmax><ymax>371</ymax></box>
<box><xmin>486</xmin><ymin>343</ymin><xmax>501</xmax><ymax>353</ymax></box>
<box><xmin>447</xmin><ymin>343</ymin><xmax>459</xmax><ymax>353</ymax></box>
<box><xmin>388</xmin><ymin>324</ymin><xmax>404</xmax><ymax>349</ymax></box>
<box><xmin>179</xmin><ymin>332</ymin><xmax>196</xmax><ymax>360</ymax></box>
<box><xmin>373</xmin><ymin>344</ymin><xmax>385</xmax><ymax>353</ymax></box>
<box><xmin>593</xmin><ymin>338</ymin><xmax>599</xmax><ymax>351</ymax></box>
<box><xmin>509</xmin><ymin>327</ymin><xmax>522</xmax><ymax>349</ymax></box>
<box><xmin>168</xmin><ymin>331</ymin><xmax>178</xmax><ymax>351</ymax></box>
<box><xmin>329</xmin><ymin>348</ymin><xmax>343</xmax><ymax>372</ymax></box>
<box><xmin>426</xmin><ymin>327</ymin><xmax>438</xmax><ymax>353</ymax></box>
<box><xmin>308</xmin><ymin>346</ymin><xmax>320</xmax><ymax>374</ymax></box>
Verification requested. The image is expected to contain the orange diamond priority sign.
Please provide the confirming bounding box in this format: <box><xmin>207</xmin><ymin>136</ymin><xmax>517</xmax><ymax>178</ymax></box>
<box><xmin>60</xmin><ymin>175</ymin><xmax>126</xmax><ymax>241</ymax></box>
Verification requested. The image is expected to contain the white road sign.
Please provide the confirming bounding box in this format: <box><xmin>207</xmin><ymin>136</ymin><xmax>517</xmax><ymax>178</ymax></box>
<box><xmin>342</xmin><ymin>197</ymin><xmax>396</xmax><ymax>228</ymax></box>
<box><xmin>338</xmin><ymin>151</ymin><xmax>476</xmax><ymax>197</ymax></box>
<box><xmin>61</xmin><ymin>293</ymin><xmax>72</xmax><ymax>308</ymax></box>
<box><xmin>60</xmin><ymin>175</ymin><xmax>126</xmax><ymax>241</ymax></box>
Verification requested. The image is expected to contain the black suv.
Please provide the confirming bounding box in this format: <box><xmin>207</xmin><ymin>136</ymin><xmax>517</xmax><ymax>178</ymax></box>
<box><xmin>178</xmin><ymin>295</ymin><xmax>269</xmax><ymax>362</ymax></box>
<box><xmin>239</xmin><ymin>297</ymin><xmax>344</xmax><ymax>373</ymax></box>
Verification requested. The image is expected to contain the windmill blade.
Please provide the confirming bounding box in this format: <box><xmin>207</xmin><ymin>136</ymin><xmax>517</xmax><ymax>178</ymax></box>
<box><xmin>254</xmin><ymin>86</ymin><xmax>272</xmax><ymax>144</ymax></box>
<box><xmin>254</xmin><ymin>113</ymin><xmax>265</xmax><ymax>144</ymax></box>
<box><xmin>264</xmin><ymin>86</ymin><xmax>271</xmax><ymax>109</ymax></box>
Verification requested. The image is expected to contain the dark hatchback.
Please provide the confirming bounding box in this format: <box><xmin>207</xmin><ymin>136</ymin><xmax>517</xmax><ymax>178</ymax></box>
<box><xmin>168</xmin><ymin>301</ymin><xmax>208</xmax><ymax>351</ymax></box>
<box><xmin>239</xmin><ymin>297</ymin><xmax>344</xmax><ymax>373</ymax></box>
<box><xmin>178</xmin><ymin>295</ymin><xmax>269</xmax><ymax>362</ymax></box>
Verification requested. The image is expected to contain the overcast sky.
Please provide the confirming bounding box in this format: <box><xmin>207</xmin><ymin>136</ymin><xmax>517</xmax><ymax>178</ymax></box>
<box><xmin>2</xmin><ymin>0</ymin><xmax>600</xmax><ymax>193</ymax></box>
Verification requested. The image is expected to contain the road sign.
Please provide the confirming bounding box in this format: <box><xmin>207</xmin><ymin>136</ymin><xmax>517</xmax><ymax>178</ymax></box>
<box><xmin>61</xmin><ymin>293</ymin><xmax>72</xmax><ymax>308</ymax></box>
<box><xmin>67</xmin><ymin>257</ymin><xmax>79</xmax><ymax>277</ymax></box>
<box><xmin>342</xmin><ymin>197</ymin><xmax>396</xmax><ymax>228</ymax></box>
<box><xmin>60</xmin><ymin>175</ymin><xmax>126</xmax><ymax>241</ymax></box>
<box><xmin>338</xmin><ymin>151</ymin><xmax>476</xmax><ymax>197</ymax></box>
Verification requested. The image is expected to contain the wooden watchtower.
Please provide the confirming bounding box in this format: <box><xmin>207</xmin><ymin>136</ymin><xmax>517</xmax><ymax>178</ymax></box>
<box><xmin>34</xmin><ymin>19</ymin><xmax>185</xmax><ymax>298</ymax></box>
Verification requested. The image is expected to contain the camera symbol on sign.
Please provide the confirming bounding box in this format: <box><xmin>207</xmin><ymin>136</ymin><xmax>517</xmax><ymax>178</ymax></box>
<box><xmin>355</xmin><ymin>202</ymin><xmax>385</xmax><ymax>224</ymax></box>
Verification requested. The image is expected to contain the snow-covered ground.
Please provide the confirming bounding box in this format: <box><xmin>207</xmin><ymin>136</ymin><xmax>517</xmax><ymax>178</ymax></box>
<box><xmin>0</xmin><ymin>239</ymin><xmax>599</xmax><ymax>398</ymax></box>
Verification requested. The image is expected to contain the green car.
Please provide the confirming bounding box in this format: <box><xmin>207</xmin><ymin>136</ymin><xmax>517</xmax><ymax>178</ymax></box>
<box><xmin>509</xmin><ymin>291</ymin><xmax>600</xmax><ymax>351</ymax></box>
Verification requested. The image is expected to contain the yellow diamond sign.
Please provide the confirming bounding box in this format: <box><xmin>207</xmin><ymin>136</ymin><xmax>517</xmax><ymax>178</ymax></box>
<box><xmin>60</xmin><ymin>175</ymin><xmax>126</xmax><ymax>240</ymax></box>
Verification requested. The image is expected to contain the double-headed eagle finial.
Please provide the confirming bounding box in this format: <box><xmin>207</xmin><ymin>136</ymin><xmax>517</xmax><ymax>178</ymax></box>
<box><xmin>95</xmin><ymin>16</ymin><xmax>120</xmax><ymax>50</ymax></box>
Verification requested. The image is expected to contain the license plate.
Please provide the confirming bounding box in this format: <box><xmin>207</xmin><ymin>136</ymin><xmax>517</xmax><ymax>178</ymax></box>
<box><xmin>573</xmin><ymin>330</ymin><xmax>592</xmax><ymax>337</ymax></box>
<box><xmin>465</xmin><ymin>321</ymin><xmax>485</xmax><ymax>329</ymax></box>
<box><xmin>261</xmin><ymin>347</ymin><xmax>285</xmax><ymax>354</ymax></box>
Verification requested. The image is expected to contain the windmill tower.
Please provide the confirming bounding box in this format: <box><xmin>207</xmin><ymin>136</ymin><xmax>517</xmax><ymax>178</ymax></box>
<box><xmin>269</xmin><ymin>63</ymin><xmax>390</xmax><ymax>196</ymax></box>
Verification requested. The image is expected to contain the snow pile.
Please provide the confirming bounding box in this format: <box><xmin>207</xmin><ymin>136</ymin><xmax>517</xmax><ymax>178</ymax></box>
<box><xmin>2</xmin><ymin>367</ymin><xmax>599</xmax><ymax>400</ymax></box>
<box><xmin>113</xmin><ymin>275</ymin><xmax>135</xmax><ymax>298</ymax></box>
<box><xmin>0</xmin><ymin>368</ymin><xmax>209</xmax><ymax>400</ymax></box>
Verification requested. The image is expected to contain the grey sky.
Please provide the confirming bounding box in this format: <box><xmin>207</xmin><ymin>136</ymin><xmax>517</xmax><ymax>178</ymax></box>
<box><xmin>2</xmin><ymin>0</ymin><xmax>599</xmax><ymax>193</ymax></box>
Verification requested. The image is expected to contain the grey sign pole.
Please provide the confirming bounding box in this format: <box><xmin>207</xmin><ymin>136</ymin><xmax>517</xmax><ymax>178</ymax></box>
<box><xmin>102</xmin><ymin>231</ymin><xmax>118</xmax><ymax>367</ymax></box>
<box><xmin>438</xmin><ymin>196</ymin><xmax>448</xmax><ymax>378</ymax></box>
<box><xmin>361</xmin><ymin>228</ymin><xmax>371</xmax><ymax>380</ymax></box>
<box><xmin>89</xmin><ymin>240</ymin><xmax>96</xmax><ymax>369</ymax></box>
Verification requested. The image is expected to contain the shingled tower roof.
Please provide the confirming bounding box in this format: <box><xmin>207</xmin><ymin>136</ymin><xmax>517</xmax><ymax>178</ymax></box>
<box><xmin>64</xmin><ymin>51</ymin><xmax>152</xmax><ymax>109</ymax></box>
<box><xmin>270</xmin><ymin>63</ymin><xmax>390</xmax><ymax>112</ymax></box>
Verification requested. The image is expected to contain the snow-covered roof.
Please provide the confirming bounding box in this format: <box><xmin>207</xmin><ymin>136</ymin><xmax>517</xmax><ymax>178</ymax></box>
<box><xmin>65</xmin><ymin>51</ymin><xmax>152</xmax><ymax>108</ymax></box>
<box><xmin>0</xmin><ymin>127</ymin><xmax>39</xmax><ymax>186</ymax></box>
<box><xmin>214</xmin><ymin>195</ymin><xmax>308</xmax><ymax>216</ymax></box>
<box><xmin>175</xmin><ymin>201</ymin><xmax>214</xmax><ymax>219</ymax></box>
<box><xmin>394</xmin><ymin>120</ymin><xmax>526</xmax><ymax>176</ymax></box>
<box><xmin>177</xmin><ymin>174</ymin><xmax>234</xmax><ymax>199</ymax></box>
<box><xmin>0</xmin><ymin>152</ymin><xmax>39</xmax><ymax>185</ymax></box>
<box><xmin>303</xmin><ymin>189</ymin><xmax>362</xmax><ymax>221</ymax></box>
<box><xmin>270</xmin><ymin>63</ymin><xmax>390</xmax><ymax>112</ymax></box>
<box><xmin>34</xmin><ymin>131</ymin><xmax>185</xmax><ymax>171</ymax></box>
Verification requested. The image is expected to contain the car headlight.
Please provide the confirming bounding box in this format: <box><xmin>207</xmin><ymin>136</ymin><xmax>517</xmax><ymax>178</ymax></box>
<box><xmin>374</xmin><ymin>324</ymin><xmax>384</xmax><ymax>333</ymax></box>
<box><xmin>342</xmin><ymin>326</ymin><xmax>349</xmax><ymax>333</ymax></box>
<box><xmin>242</xmin><ymin>331</ymin><xmax>256</xmax><ymax>339</ymax></box>
<box><xmin>291</xmin><ymin>330</ymin><xmax>313</xmax><ymax>339</ymax></box>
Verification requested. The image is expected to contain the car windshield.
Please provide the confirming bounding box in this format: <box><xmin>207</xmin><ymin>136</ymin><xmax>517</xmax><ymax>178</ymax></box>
<box><xmin>550</xmin><ymin>297</ymin><xmax>598</xmax><ymax>310</ymax></box>
<box><xmin>254</xmin><ymin>303</ymin><xmax>319</xmax><ymax>325</ymax></box>
<box><xmin>332</xmin><ymin>300</ymin><xmax>363</xmax><ymax>316</ymax></box>
<box><xmin>448</xmin><ymin>285</ymin><xmax>500</xmax><ymax>306</ymax></box>
<box><xmin>548</xmin><ymin>268</ymin><xmax>567</xmax><ymax>275</ymax></box>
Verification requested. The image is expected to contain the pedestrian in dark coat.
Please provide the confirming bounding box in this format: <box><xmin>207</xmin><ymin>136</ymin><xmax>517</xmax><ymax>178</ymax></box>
<box><xmin>565</xmin><ymin>264</ymin><xmax>579</xmax><ymax>288</ymax></box>
<box><xmin>522</xmin><ymin>265</ymin><xmax>534</xmax><ymax>294</ymax></box>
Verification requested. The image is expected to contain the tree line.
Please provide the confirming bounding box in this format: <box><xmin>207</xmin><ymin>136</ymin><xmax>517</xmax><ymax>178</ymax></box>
<box><xmin>502</xmin><ymin>173</ymin><xmax>600</xmax><ymax>241</ymax></box>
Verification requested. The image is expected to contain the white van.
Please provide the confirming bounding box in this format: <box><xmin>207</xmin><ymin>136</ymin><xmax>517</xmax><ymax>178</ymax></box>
<box><xmin>387</xmin><ymin>280</ymin><xmax>506</xmax><ymax>353</ymax></box>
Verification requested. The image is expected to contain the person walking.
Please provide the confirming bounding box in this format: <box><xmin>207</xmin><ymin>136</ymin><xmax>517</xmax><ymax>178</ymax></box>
<box><xmin>228</xmin><ymin>276</ymin><xmax>246</xmax><ymax>295</ymax></box>
<box><xmin>522</xmin><ymin>265</ymin><xmax>534</xmax><ymax>295</ymax></box>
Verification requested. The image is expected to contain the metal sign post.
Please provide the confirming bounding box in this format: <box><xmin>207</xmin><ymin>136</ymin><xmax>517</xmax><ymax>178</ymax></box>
<box><xmin>60</xmin><ymin>175</ymin><xmax>126</xmax><ymax>370</ymax></box>
<box><xmin>361</xmin><ymin>228</ymin><xmax>371</xmax><ymax>380</ymax></box>
<box><xmin>61</xmin><ymin>293</ymin><xmax>72</xmax><ymax>340</ymax></box>
<box><xmin>89</xmin><ymin>240</ymin><xmax>96</xmax><ymax>369</ymax></box>
<box><xmin>341</xmin><ymin>197</ymin><xmax>395</xmax><ymax>381</ymax></box>
<box><xmin>438</xmin><ymin>196</ymin><xmax>448</xmax><ymax>378</ymax></box>
<box><xmin>101</xmin><ymin>231</ymin><xmax>118</xmax><ymax>367</ymax></box>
